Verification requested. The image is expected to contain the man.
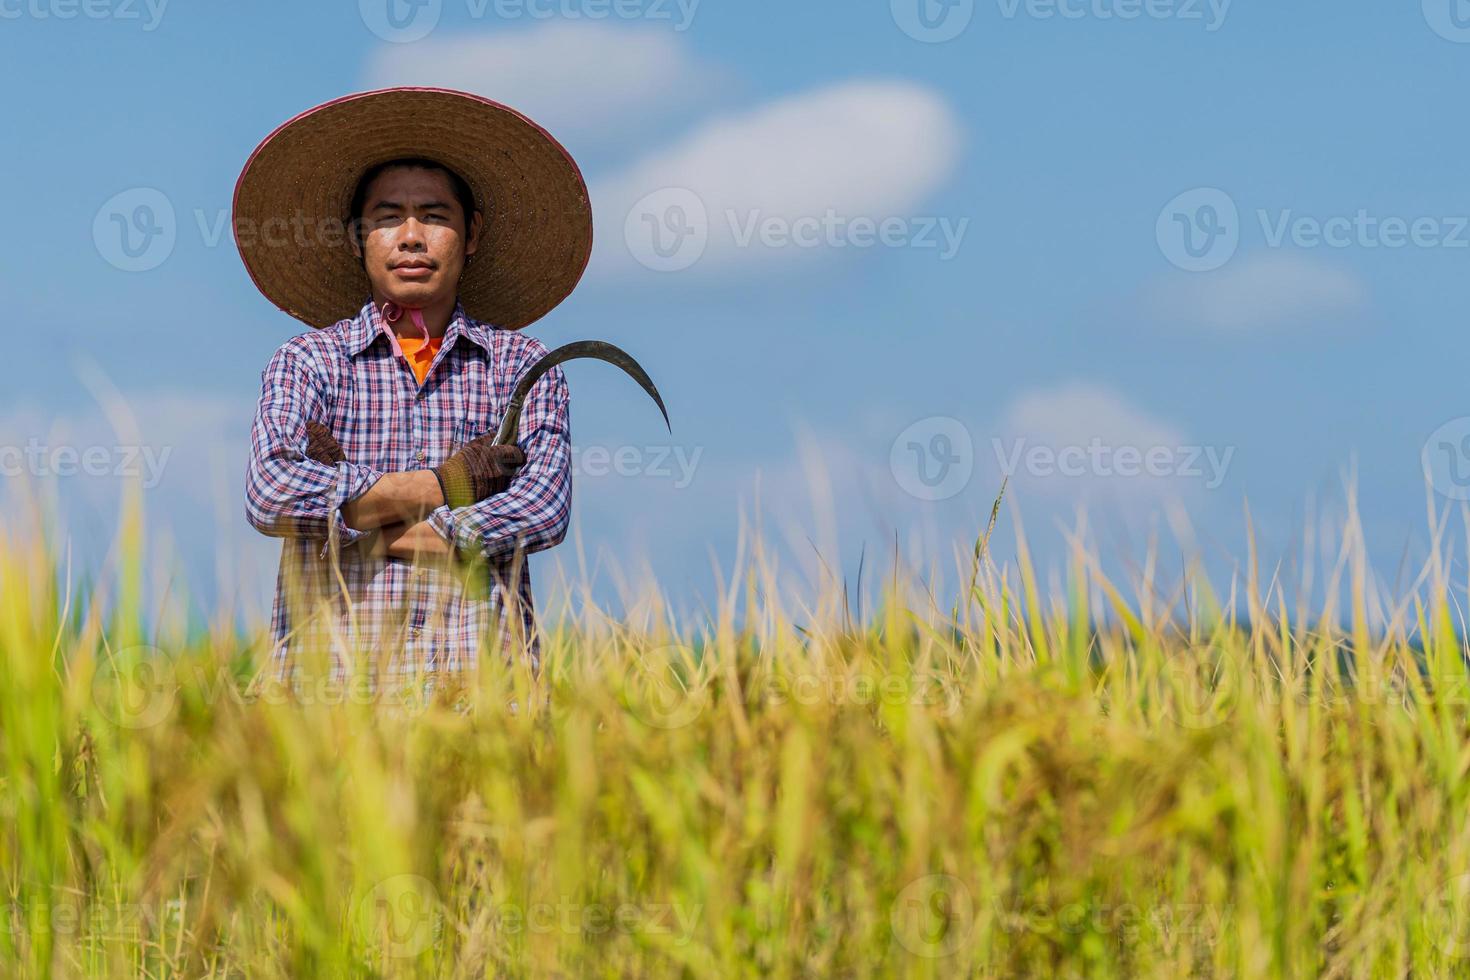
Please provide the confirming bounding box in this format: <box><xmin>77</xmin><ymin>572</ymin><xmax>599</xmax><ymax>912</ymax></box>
<box><xmin>235</xmin><ymin>88</ymin><xmax>593</xmax><ymax>682</ymax></box>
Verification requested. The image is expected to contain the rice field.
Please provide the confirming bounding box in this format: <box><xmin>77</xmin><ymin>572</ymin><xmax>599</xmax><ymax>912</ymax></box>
<box><xmin>6</xmin><ymin>486</ymin><xmax>1470</xmax><ymax>978</ymax></box>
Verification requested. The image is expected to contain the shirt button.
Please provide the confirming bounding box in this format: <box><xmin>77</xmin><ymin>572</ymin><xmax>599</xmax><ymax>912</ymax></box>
<box><xmin>415</xmin><ymin>450</ymin><xmax>426</xmax><ymax>463</ymax></box>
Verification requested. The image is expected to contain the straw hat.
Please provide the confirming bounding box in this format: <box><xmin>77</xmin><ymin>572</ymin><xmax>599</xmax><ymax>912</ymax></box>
<box><xmin>233</xmin><ymin>87</ymin><xmax>593</xmax><ymax>331</ymax></box>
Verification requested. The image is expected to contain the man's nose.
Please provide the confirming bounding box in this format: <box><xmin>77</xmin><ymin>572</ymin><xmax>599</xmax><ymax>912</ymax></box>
<box><xmin>398</xmin><ymin>217</ymin><xmax>428</xmax><ymax>249</ymax></box>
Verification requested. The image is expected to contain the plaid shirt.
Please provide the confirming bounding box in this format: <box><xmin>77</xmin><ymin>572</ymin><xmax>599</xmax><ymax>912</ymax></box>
<box><xmin>245</xmin><ymin>298</ymin><xmax>571</xmax><ymax>680</ymax></box>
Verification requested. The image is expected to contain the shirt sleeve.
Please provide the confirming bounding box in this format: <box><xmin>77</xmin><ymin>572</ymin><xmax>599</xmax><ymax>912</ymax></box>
<box><xmin>427</xmin><ymin>353</ymin><xmax>572</xmax><ymax>561</ymax></box>
<box><xmin>244</xmin><ymin>342</ymin><xmax>382</xmax><ymax>558</ymax></box>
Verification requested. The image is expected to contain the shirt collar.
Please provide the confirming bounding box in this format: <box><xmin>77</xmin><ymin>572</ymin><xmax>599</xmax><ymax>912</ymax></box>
<box><xmin>344</xmin><ymin>298</ymin><xmax>495</xmax><ymax>357</ymax></box>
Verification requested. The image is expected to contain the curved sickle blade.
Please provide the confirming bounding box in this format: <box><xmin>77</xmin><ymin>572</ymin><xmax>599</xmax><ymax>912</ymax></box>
<box><xmin>494</xmin><ymin>340</ymin><xmax>671</xmax><ymax>446</ymax></box>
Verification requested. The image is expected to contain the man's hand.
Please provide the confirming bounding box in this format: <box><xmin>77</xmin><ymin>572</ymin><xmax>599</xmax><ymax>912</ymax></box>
<box><xmin>304</xmin><ymin>421</ymin><xmax>346</xmax><ymax>466</ymax></box>
<box><xmin>355</xmin><ymin>522</ymin><xmax>455</xmax><ymax>563</ymax></box>
<box><xmin>433</xmin><ymin>435</ymin><xmax>526</xmax><ymax>511</ymax></box>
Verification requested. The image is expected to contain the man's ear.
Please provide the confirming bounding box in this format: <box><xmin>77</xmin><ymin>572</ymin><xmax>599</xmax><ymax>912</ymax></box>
<box><xmin>348</xmin><ymin>219</ymin><xmax>363</xmax><ymax>261</ymax></box>
<box><xmin>464</xmin><ymin>211</ymin><xmax>484</xmax><ymax>261</ymax></box>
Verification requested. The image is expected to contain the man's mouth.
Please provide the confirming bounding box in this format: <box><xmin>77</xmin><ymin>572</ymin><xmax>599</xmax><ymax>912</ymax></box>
<box><xmin>391</xmin><ymin>260</ymin><xmax>436</xmax><ymax>280</ymax></box>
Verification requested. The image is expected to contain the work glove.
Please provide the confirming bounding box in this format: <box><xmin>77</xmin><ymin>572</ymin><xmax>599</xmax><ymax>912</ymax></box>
<box><xmin>304</xmin><ymin>421</ymin><xmax>346</xmax><ymax>466</ymax></box>
<box><xmin>434</xmin><ymin>435</ymin><xmax>526</xmax><ymax>510</ymax></box>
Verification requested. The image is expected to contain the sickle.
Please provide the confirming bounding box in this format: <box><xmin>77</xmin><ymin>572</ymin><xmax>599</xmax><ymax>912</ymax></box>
<box><xmin>493</xmin><ymin>340</ymin><xmax>671</xmax><ymax>446</ymax></box>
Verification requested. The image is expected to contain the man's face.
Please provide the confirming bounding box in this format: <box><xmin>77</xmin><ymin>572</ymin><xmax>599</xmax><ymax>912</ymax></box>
<box><xmin>351</xmin><ymin>165</ymin><xmax>483</xmax><ymax>309</ymax></box>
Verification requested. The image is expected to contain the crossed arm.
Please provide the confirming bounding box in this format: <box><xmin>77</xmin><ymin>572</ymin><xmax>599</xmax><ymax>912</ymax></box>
<box><xmin>342</xmin><ymin>471</ymin><xmax>453</xmax><ymax>560</ymax></box>
<box><xmin>245</xmin><ymin>341</ymin><xmax>572</xmax><ymax>563</ymax></box>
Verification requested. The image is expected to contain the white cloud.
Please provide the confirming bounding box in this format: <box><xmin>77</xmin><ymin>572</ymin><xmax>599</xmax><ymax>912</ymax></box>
<box><xmin>1147</xmin><ymin>253</ymin><xmax>1368</xmax><ymax>331</ymax></box>
<box><xmin>590</xmin><ymin>79</ymin><xmax>965</xmax><ymax>278</ymax></box>
<box><xmin>364</xmin><ymin>22</ymin><xmax>726</xmax><ymax>149</ymax></box>
<box><xmin>1000</xmin><ymin>384</ymin><xmax>1185</xmax><ymax>454</ymax></box>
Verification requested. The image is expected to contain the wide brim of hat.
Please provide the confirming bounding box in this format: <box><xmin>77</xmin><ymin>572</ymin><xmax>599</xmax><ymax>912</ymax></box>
<box><xmin>233</xmin><ymin>87</ymin><xmax>592</xmax><ymax>331</ymax></box>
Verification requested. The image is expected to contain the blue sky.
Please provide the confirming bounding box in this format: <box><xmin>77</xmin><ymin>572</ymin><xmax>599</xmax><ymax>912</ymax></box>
<box><xmin>5</xmin><ymin>1</ymin><xmax>1470</xmax><ymax>624</ymax></box>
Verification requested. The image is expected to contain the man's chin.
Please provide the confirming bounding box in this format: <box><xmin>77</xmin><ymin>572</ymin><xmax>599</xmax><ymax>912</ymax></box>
<box><xmin>377</xmin><ymin>279</ymin><xmax>446</xmax><ymax>309</ymax></box>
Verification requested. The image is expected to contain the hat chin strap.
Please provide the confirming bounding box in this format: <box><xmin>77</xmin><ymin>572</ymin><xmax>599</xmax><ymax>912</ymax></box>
<box><xmin>379</xmin><ymin>300</ymin><xmax>431</xmax><ymax>360</ymax></box>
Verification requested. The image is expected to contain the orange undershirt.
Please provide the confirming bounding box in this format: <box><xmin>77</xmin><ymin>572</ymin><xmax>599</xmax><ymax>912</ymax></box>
<box><xmin>396</xmin><ymin>334</ymin><xmax>444</xmax><ymax>385</ymax></box>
